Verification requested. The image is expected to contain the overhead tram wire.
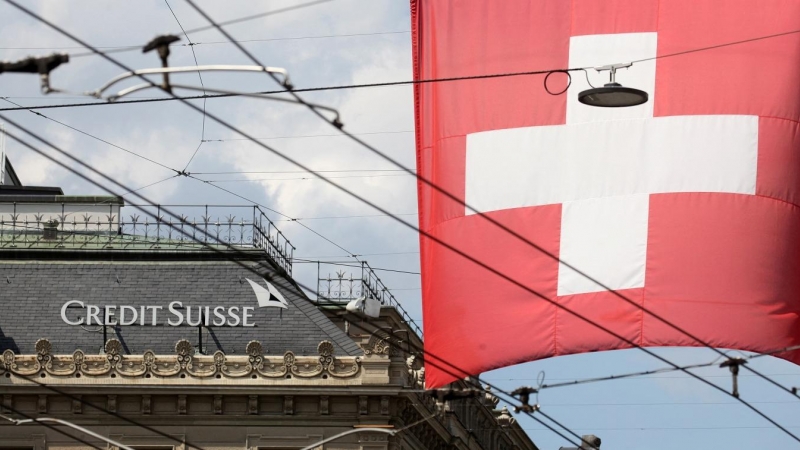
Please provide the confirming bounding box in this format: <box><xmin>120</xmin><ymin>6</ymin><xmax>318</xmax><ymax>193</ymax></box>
<box><xmin>0</xmin><ymin>98</ymin><xmax>180</xmax><ymax>174</ymax></box>
<box><xmin>163</xmin><ymin>0</ymin><xmax>208</xmax><ymax>173</ymax></box>
<box><xmin>193</xmin><ymin>168</ymin><xmax>412</xmax><ymax>174</ymax></box>
<box><xmin>8</xmin><ymin>4</ymin><xmax>800</xmax><ymax>442</ymax></box>
<box><xmin>0</xmin><ymin>22</ymin><xmax>793</xmax><ymax>113</ymax></box>
<box><xmin>0</xmin><ymin>69</ymin><xmax>584</xmax><ymax>112</ymax></box>
<box><xmin>0</xmin><ymin>31</ymin><xmax>409</xmax><ymax>53</ymax></box>
<box><xmin>0</xmin><ymin>128</ymin><xmax>587</xmax><ymax>449</ymax></box>
<box><xmin>2</xmin><ymin>78</ymin><xmax>797</xmax><ymax>450</ymax></box>
<box><xmin>184</xmin><ymin>0</ymin><xmax>800</xmax><ymax>404</ymax></box>
<box><xmin>483</xmin><ymin>344</ymin><xmax>800</xmax><ymax>392</ymax></box>
<box><xmin>292</xmin><ymin>259</ymin><xmax>421</xmax><ymax>275</ymax></box>
<box><xmin>0</xmin><ymin>99</ymin><xmax>365</xmax><ymax>266</ymax></box>
<box><xmin>200</xmin><ymin>130</ymin><xmax>415</xmax><ymax>142</ymax></box>
<box><xmin>206</xmin><ymin>173</ymin><xmax>411</xmax><ymax>182</ymax></box>
<box><xmin>0</xmin><ymin>0</ymin><xmax>339</xmax><ymax>57</ymax></box>
<box><xmin>0</xmin><ymin>404</ymin><xmax>105</xmax><ymax>450</ymax></box>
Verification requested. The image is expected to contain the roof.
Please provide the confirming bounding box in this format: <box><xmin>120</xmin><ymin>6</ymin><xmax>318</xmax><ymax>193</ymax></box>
<box><xmin>0</xmin><ymin>256</ymin><xmax>362</xmax><ymax>357</ymax></box>
<box><xmin>2</xmin><ymin>156</ymin><xmax>22</xmax><ymax>187</ymax></box>
<box><xmin>0</xmin><ymin>186</ymin><xmax>66</xmax><ymax>196</ymax></box>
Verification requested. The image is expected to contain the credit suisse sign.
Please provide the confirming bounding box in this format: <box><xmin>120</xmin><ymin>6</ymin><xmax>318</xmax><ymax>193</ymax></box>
<box><xmin>60</xmin><ymin>278</ymin><xmax>288</xmax><ymax>327</ymax></box>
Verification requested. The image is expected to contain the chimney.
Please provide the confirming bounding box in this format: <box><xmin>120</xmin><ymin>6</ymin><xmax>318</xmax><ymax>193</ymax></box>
<box><xmin>42</xmin><ymin>219</ymin><xmax>59</xmax><ymax>240</ymax></box>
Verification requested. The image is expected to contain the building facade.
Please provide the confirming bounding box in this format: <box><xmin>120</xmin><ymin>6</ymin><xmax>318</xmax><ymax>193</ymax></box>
<box><xmin>0</xmin><ymin>162</ymin><xmax>537</xmax><ymax>450</ymax></box>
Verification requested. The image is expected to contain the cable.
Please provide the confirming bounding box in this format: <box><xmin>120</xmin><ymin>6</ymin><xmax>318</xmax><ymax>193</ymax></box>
<box><xmin>205</xmin><ymin>173</ymin><xmax>411</xmax><ymax>182</ymax></box>
<box><xmin>188</xmin><ymin>0</ymin><xmax>800</xmax><ymax>405</ymax></box>
<box><xmin>59</xmin><ymin>173</ymin><xmax>180</xmax><ymax>221</ymax></box>
<box><xmin>0</xmin><ymin>96</ymin><xmax>364</xmax><ymax>267</ymax></box>
<box><xmin>487</xmin><ymin>344</ymin><xmax>800</xmax><ymax>391</ymax></box>
<box><xmin>200</xmin><ymin>130</ymin><xmax>415</xmax><ymax>142</ymax></box>
<box><xmin>0</xmin><ymin>404</ymin><xmax>104</xmax><ymax>450</ymax></box>
<box><xmin>632</xmin><ymin>28</ymin><xmax>800</xmax><ymax>64</ymax></box>
<box><xmin>0</xmin><ymin>68</ymin><xmax>583</xmax><ymax>112</ymax></box>
<box><xmin>189</xmin><ymin>176</ymin><xmax>363</xmax><ymax>263</ymax></box>
<box><xmin>195</xmin><ymin>168</ymin><xmax>412</xmax><ymax>174</ymax></box>
<box><xmin>1</xmin><ymin>31</ymin><xmax>410</xmax><ymax>54</ymax></box>
<box><xmin>10</xmin><ymin>4</ymin><xmax>800</xmax><ymax>441</ymax></box>
<box><xmin>0</xmin><ymin>98</ymin><xmax>179</xmax><ymax>173</ymax></box>
<box><xmin>164</xmin><ymin>0</ymin><xmax>208</xmax><ymax>173</ymax></box>
<box><xmin>293</xmin><ymin>259</ymin><xmax>421</xmax><ymax>275</ymax></box>
<box><xmin>3</xmin><ymin>0</ymin><xmax>338</xmax><ymax>58</ymax></box>
<box><xmin>275</xmin><ymin>213</ymin><xmax>417</xmax><ymax>221</ymax></box>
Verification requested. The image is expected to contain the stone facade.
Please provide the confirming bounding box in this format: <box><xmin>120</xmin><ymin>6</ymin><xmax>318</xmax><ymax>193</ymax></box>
<box><xmin>0</xmin><ymin>194</ymin><xmax>536</xmax><ymax>449</ymax></box>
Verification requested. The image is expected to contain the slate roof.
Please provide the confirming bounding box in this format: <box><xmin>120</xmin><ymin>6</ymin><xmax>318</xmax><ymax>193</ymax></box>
<box><xmin>0</xmin><ymin>253</ymin><xmax>362</xmax><ymax>357</ymax></box>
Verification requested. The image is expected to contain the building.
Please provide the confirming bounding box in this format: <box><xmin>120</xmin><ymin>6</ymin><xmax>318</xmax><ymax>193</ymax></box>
<box><xmin>0</xmin><ymin>158</ymin><xmax>537</xmax><ymax>450</ymax></box>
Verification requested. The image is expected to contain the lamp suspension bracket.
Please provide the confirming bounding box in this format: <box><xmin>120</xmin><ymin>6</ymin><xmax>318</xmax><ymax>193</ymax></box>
<box><xmin>578</xmin><ymin>62</ymin><xmax>649</xmax><ymax>108</ymax></box>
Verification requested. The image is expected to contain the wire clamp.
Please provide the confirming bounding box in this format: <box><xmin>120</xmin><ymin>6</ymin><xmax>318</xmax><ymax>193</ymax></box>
<box><xmin>720</xmin><ymin>357</ymin><xmax>747</xmax><ymax>398</ymax></box>
<box><xmin>143</xmin><ymin>34</ymin><xmax>182</xmax><ymax>93</ymax></box>
<box><xmin>510</xmin><ymin>386</ymin><xmax>540</xmax><ymax>413</ymax></box>
<box><xmin>0</xmin><ymin>53</ymin><xmax>70</xmax><ymax>94</ymax></box>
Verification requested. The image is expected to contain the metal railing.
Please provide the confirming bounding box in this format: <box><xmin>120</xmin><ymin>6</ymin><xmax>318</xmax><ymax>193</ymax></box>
<box><xmin>0</xmin><ymin>203</ymin><xmax>294</xmax><ymax>275</ymax></box>
<box><xmin>317</xmin><ymin>261</ymin><xmax>423</xmax><ymax>338</ymax></box>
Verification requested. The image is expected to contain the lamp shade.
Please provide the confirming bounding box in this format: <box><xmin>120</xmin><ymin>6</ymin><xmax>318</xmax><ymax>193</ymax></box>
<box><xmin>578</xmin><ymin>82</ymin><xmax>649</xmax><ymax>108</ymax></box>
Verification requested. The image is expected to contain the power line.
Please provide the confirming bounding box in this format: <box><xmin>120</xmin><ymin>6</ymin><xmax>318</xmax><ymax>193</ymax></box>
<box><xmin>206</xmin><ymin>173</ymin><xmax>411</xmax><ymax>182</ymax></box>
<box><xmin>200</xmin><ymin>130</ymin><xmax>415</xmax><ymax>142</ymax></box>
<box><xmin>292</xmin><ymin>259</ymin><xmax>421</xmax><ymax>275</ymax></box>
<box><xmin>11</xmin><ymin>3</ymin><xmax>800</xmax><ymax>442</ymax></box>
<box><xmin>0</xmin><ymin>0</ymin><xmax>338</xmax><ymax>57</ymax></box>
<box><xmin>294</xmin><ymin>251</ymin><xmax>419</xmax><ymax>257</ymax></box>
<box><xmin>0</xmin><ymin>31</ymin><xmax>410</xmax><ymax>53</ymax></box>
<box><xmin>0</xmin><ymin>98</ymin><xmax>180</xmax><ymax>173</ymax></box>
<box><xmin>486</xmin><ymin>344</ymin><xmax>800</xmax><ymax>392</ymax></box>
<box><xmin>182</xmin><ymin>0</ymin><xmax>336</xmax><ymax>35</ymax></box>
<box><xmin>0</xmin><ymin>404</ymin><xmax>104</xmax><ymax>450</ymax></box>
<box><xmin>0</xmin><ymin>96</ymin><xmax>365</xmax><ymax>267</ymax></box>
<box><xmin>164</xmin><ymin>0</ymin><xmax>208</xmax><ymax>173</ymax></box>
<box><xmin>0</xmin><ymin>27</ymin><xmax>796</xmax><ymax>114</ymax></box>
<box><xmin>0</xmin><ymin>68</ymin><xmax>578</xmax><ymax>112</ymax></box>
<box><xmin>194</xmin><ymin>168</ymin><xmax>411</xmax><ymax>174</ymax></box>
<box><xmin>274</xmin><ymin>212</ymin><xmax>417</xmax><ymax>221</ymax></box>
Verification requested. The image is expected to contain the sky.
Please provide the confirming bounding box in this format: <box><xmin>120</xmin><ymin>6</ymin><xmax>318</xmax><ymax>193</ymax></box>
<box><xmin>1</xmin><ymin>1</ymin><xmax>800</xmax><ymax>449</ymax></box>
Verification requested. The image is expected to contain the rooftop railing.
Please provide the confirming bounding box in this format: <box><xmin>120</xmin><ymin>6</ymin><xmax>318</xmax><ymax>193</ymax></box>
<box><xmin>0</xmin><ymin>203</ymin><xmax>294</xmax><ymax>275</ymax></box>
<box><xmin>317</xmin><ymin>261</ymin><xmax>423</xmax><ymax>339</ymax></box>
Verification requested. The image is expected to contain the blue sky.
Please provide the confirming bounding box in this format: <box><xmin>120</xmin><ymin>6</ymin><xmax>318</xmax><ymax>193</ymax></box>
<box><xmin>2</xmin><ymin>2</ymin><xmax>799</xmax><ymax>449</ymax></box>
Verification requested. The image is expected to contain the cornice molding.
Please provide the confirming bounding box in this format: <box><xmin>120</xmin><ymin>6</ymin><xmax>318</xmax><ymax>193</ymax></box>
<box><xmin>1</xmin><ymin>338</ymin><xmax>363</xmax><ymax>384</ymax></box>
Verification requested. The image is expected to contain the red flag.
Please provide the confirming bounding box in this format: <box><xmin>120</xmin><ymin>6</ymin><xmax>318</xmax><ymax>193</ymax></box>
<box><xmin>412</xmin><ymin>0</ymin><xmax>800</xmax><ymax>387</ymax></box>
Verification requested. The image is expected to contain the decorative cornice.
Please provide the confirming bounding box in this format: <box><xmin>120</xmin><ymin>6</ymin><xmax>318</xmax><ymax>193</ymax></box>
<box><xmin>1</xmin><ymin>338</ymin><xmax>361</xmax><ymax>382</ymax></box>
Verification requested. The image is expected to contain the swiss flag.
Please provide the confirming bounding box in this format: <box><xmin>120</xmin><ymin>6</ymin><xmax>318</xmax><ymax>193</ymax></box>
<box><xmin>412</xmin><ymin>0</ymin><xmax>800</xmax><ymax>387</ymax></box>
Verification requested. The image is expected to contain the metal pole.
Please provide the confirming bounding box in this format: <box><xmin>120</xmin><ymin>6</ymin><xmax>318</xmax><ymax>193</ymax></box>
<box><xmin>198</xmin><ymin>312</ymin><xmax>203</xmax><ymax>355</ymax></box>
<box><xmin>7</xmin><ymin>417</ymin><xmax>137</xmax><ymax>450</ymax></box>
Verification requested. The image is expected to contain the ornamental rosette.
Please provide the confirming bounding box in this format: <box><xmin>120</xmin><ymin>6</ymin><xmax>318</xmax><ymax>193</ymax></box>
<box><xmin>317</xmin><ymin>341</ymin><xmax>334</xmax><ymax>357</ymax></box>
<box><xmin>104</xmin><ymin>339</ymin><xmax>123</xmax><ymax>356</ymax></box>
<box><xmin>35</xmin><ymin>338</ymin><xmax>52</xmax><ymax>356</ymax></box>
<box><xmin>175</xmin><ymin>339</ymin><xmax>193</xmax><ymax>357</ymax></box>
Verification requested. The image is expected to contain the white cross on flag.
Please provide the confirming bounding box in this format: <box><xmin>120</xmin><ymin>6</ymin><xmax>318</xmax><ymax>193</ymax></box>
<box><xmin>412</xmin><ymin>0</ymin><xmax>800</xmax><ymax>387</ymax></box>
